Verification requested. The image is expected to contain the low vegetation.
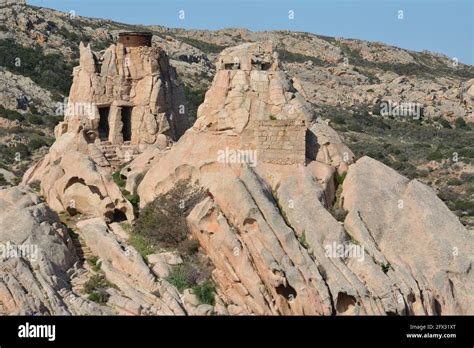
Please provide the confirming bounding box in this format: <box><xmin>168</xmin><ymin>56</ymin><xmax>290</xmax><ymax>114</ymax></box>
<box><xmin>192</xmin><ymin>281</ymin><xmax>216</xmax><ymax>305</ymax></box>
<box><xmin>134</xmin><ymin>180</ymin><xmax>207</xmax><ymax>247</ymax></box>
<box><xmin>176</xmin><ymin>36</ymin><xmax>226</xmax><ymax>54</ymax></box>
<box><xmin>83</xmin><ymin>274</ymin><xmax>115</xmax><ymax>304</ymax></box>
<box><xmin>128</xmin><ymin>233</ymin><xmax>156</xmax><ymax>261</ymax></box>
<box><xmin>183</xmin><ymin>85</ymin><xmax>207</xmax><ymax>126</ymax></box>
<box><xmin>112</xmin><ymin>171</ymin><xmax>140</xmax><ymax>207</ymax></box>
<box><xmin>0</xmin><ymin>39</ymin><xmax>75</xmax><ymax>95</ymax></box>
<box><xmin>277</xmin><ymin>48</ymin><xmax>325</xmax><ymax>67</ymax></box>
<box><xmin>166</xmin><ymin>264</ymin><xmax>200</xmax><ymax>291</ymax></box>
<box><xmin>321</xmin><ymin>103</ymin><xmax>474</xmax><ymax>227</ymax></box>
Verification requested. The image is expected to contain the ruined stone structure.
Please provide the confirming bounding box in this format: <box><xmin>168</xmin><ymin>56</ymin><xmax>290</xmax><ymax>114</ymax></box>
<box><xmin>256</xmin><ymin>120</ymin><xmax>306</xmax><ymax>164</ymax></box>
<box><xmin>58</xmin><ymin>33</ymin><xmax>188</xmax><ymax>169</ymax></box>
<box><xmin>194</xmin><ymin>41</ymin><xmax>314</xmax><ymax>165</ymax></box>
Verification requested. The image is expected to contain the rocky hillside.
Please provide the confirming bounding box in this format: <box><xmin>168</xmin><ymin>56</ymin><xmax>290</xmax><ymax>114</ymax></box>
<box><xmin>0</xmin><ymin>2</ymin><xmax>473</xmax><ymax>316</ymax></box>
<box><xmin>1</xmin><ymin>2</ymin><xmax>472</xmax><ymax>227</ymax></box>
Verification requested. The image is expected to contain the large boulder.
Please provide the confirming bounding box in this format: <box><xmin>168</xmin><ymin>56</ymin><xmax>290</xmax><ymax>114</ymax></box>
<box><xmin>341</xmin><ymin>156</ymin><xmax>474</xmax><ymax>314</ymax></box>
<box><xmin>23</xmin><ymin>141</ymin><xmax>134</xmax><ymax>222</ymax></box>
<box><xmin>306</xmin><ymin>119</ymin><xmax>355</xmax><ymax>173</ymax></box>
<box><xmin>0</xmin><ymin>186</ymin><xmax>75</xmax><ymax>314</ymax></box>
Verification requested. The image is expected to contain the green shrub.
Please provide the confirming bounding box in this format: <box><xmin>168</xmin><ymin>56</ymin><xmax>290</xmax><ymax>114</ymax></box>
<box><xmin>123</xmin><ymin>189</ymin><xmax>139</xmax><ymax>206</ymax></box>
<box><xmin>28</xmin><ymin>137</ymin><xmax>49</xmax><ymax>151</ymax></box>
<box><xmin>10</xmin><ymin>143</ymin><xmax>30</xmax><ymax>159</ymax></box>
<box><xmin>0</xmin><ymin>106</ymin><xmax>24</xmax><ymax>122</ymax></box>
<box><xmin>348</xmin><ymin>123</ymin><xmax>363</xmax><ymax>132</ymax></box>
<box><xmin>381</xmin><ymin>262</ymin><xmax>391</xmax><ymax>274</ymax></box>
<box><xmin>113</xmin><ymin>172</ymin><xmax>140</xmax><ymax>207</ymax></box>
<box><xmin>7</xmin><ymin>126</ymin><xmax>26</xmax><ymax>134</ymax></box>
<box><xmin>86</xmin><ymin>256</ymin><xmax>102</xmax><ymax>272</ymax></box>
<box><xmin>26</xmin><ymin>114</ymin><xmax>43</xmax><ymax>125</ymax></box>
<box><xmin>192</xmin><ymin>281</ymin><xmax>216</xmax><ymax>305</ymax></box>
<box><xmin>112</xmin><ymin>171</ymin><xmax>126</xmax><ymax>188</ymax></box>
<box><xmin>176</xmin><ymin>36</ymin><xmax>225</xmax><ymax>54</ymax></box>
<box><xmin>166</xmin><ymin>264</ymin><xmax>199</xmax><ymax>291</ymax></box>
<box><xmin>0</xmin><ymin>174</ymin><xmax>7</xmax><ymax>186</ymax></box>
<box><xmin>276</xmin><ymin>49</ymin><xmax>325</xmax><ymax>66</ymax></box>
<box><xmin>134</xmin><ymin>180</ymin><xmax>207</xmax><ymax>247</ymax></box>
<box><xmin>128</xmin><ymin>233</ymin><xmax>156</xmax><ymax>260</ymax></box>
<box><xmin>439</xmin><ymin>118</ymin><xmax>452</xmax><ymax>129</ymax></box>
<box><xmin>178</xmin><ymin>239</ymin><xmax>200</xmax><ymax>256</ymax></box>
<box><xmin>427</xmin><ymin>150</ymin><xmax>444</xmax><ymax>161</ymax></box>
<box><xmin>332</xmin><ymin>114</ymin><xmax>346</xmax><ymax>125</ymax></box>
<box><xmin>336</xmin><ymin>172</ymin><xmax>347</xmax><ymax>185</ymax></box>
<box><xmin>454</xmin><ymin>117</ymin><xmax>468</xmax><ymax>129</ymax></box>
<box><xmin>28</xmin><ymin>180</ymin><xmax>41</xmax><ymax>192</ymax></box>
<box><xmin>0</xmin><ymin>40</ymin><xmax>74</xmax><ymax>95</ymax></box>
<box><xmin>298</xmin><ymin>232</ymin><xmax>309</xmax><ymax>249</ymax></box>
<box><xmin>87</xmin><ymin>291</ymin><xmax>109</xmax><ymax>303</ymax></box>
<box><xmin>447</xmin><ymin>178</ymin><xmax>463</xmax><ymax>186</ymax></box>
<box><xmin>83</xmin><ymin>274</ymin><xmax>115</xmax><ymax>303</ymax></box>
<box><xmin>43</xmin><ymin>115</ymin><xmax>63</xmax><ymax>129</ymax></box>
<box><xmin>458</xmin><ymin>148</ymin><xmax>474</xmax><ymax>158</ymax></box>
<box><xmin>183</xmin><ymin>85</ymin><xmax>206</xmax><ymax>125</ymax></box>
<box><xmin>453</xmin><ymin>200</ymin><xmax>474</xmax><ymax>214</ymax></box>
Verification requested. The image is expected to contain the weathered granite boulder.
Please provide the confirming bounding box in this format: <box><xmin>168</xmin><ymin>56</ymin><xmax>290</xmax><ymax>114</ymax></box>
<box><xmin>22</xmin><ymin>133</ymin><xmax>134</xmax><ymax>222</ymax></box>
<box><xmin>341</xmin><ymin>156</ymin><xmax>474</xmax><ymax>314</ymax></box>
<box><xmin>0</xmin><ymin>186</ymin><xmax>108</xmax><ymax>315</ymax></box>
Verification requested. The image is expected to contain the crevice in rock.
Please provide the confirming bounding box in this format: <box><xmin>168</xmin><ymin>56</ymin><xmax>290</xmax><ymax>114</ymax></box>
<box><xmin>434</xmin><ymin>298</ymin><xmax>442</xmax><ymax>315</ymax></box>
<box><xmin>335</xmin><ymin>292</ymin><xmax>356</xmax><ymax>314</ymax></box>
<box><xmin>275</xmin><ymin>282</ymin><xmax>297</xmax><ymax>301</ymax></box>
<box><xmin>316</xmin><ymin>263</ymin><xmax>336</xmax><ymax>315</ymax></box>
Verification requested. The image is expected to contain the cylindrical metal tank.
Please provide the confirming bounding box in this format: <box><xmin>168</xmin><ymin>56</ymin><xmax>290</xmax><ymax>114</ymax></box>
<box><xmin>118</xmin><ymin>32</ymin><xmax>153</xmax><ymax>47</ymax></box>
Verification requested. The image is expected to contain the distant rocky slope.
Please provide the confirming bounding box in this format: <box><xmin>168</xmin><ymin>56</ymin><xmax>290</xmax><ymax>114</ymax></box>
<box><xmin>0</xmin><ymin>2</ymin><xmax>473</xmax><ymax>316</ymax></box>
<box><xmin>1</xmin><ymin>2</ymin><xmax>473</xmax><ymax>122</ymax></box>
<box><xmin>0</xmin><ymin>2</ymin><xmax>473</xmax><ymax>230</ymax></box>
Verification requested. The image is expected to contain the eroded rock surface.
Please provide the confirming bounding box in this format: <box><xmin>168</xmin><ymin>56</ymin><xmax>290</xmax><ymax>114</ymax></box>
<box><xmin>137</xmin><ymin>42</ymin><xmax>473</xmax><ymax>315</ymax></box>
<box><xmin>341</xmin><ymin>156</ymin><xmax>474</xmax><ymax>314</ymax></box>
<box><xmin>7</xmin><ymin>41</ymin><xmax>472</xmax><ymax>316</ymax></box>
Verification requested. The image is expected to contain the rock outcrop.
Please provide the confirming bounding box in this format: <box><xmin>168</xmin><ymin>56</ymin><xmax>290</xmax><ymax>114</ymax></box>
<box><xmin>22</xmin><ymin>126</ymin><xmax>134</xmax><ymax>222</ymax></box>
<box><xmin>0</xmin><ymin>67</ymin><xmax>57</xmax><ymax>115</ymax></box>
<box><xmin>22</xmin><ymin>35</ymin><xmax>190</xmax><ymax>221</ymax></box>
<box><xmin>7</xmin><ymin>40</ymin><xmax>472</xmax><ymax>316</ymax></box>
<box><xmin>194</xmin><ymin>42</ymin><xmax>314</xmax><ymax>134</ymax></box>
<box><xmin>0</xmin><ymin>186</ymin><xmax>102</xmax><ymax>315</ymax></box>
<box><xmin>341</xmin><ymin>156</ymin><xmax>474</xmax><ymax>314</ymax></box>
<box><xmin>136</xmin><ymin>42</ymin><xmax>473</xmax><ymax>315</ymax></box>
<box><xmin>0</xmin><ymin>186</ymin><xmax>188</xmax><ymax>315</ymax></box>
<box><xmin>75</xmin><ymin>218</ymin><xmax>186</xmax><ymax>315</ymax></box>
<box><xmin>61</xmin><ymin>41</ymin><xmax>188</xmax><ymax>145</ymax></box>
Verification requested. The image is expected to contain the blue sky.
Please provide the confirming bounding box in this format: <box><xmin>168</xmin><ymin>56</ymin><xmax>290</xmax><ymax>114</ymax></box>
<box><xmin>28</xmin><ymin>0</ymin><xmax>473</xmax><ymax>65</ymax></box>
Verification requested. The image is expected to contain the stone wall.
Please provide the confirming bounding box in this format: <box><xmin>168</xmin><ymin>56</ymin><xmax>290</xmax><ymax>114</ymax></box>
<box><xmin>256</xmin><ymin>120</ymin><xmax>306</xmax><ymax>165</ymax></box>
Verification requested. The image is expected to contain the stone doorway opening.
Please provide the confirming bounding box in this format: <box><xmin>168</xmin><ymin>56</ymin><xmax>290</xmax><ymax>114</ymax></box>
<box><xmin>98</xmin><ymin>106</ymin><xmax>110</xmax><ymax>140</ymax></box>
<box><xmin>121</xmin><ymin>107</ymin><xmax>132</xmax><ymax>142</ymax></box>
